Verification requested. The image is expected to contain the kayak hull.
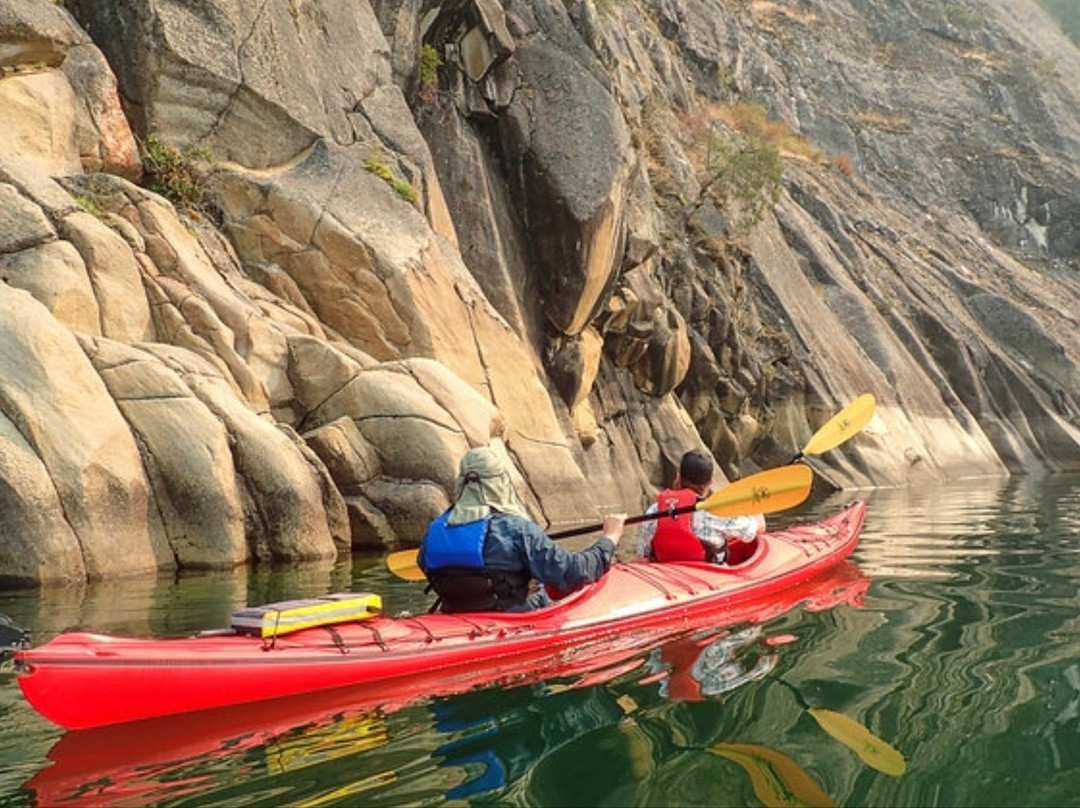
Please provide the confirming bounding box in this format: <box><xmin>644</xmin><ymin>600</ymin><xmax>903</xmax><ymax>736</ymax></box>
<box><xmin>15</xmin><ymin>501</ymin><xmax>866</xmax><ymax>730</ymax></box>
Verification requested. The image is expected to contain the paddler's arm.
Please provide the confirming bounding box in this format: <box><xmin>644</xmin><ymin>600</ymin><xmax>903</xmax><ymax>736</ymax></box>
<box><xmin>698</xmin><ymin>512</ymin><xmax>765</xmax><ymax>564</ymax></box>
<box><xmin>518</xmin><ymin>513</ymin><xmax>626</xmax><ymax>593</ymax></box>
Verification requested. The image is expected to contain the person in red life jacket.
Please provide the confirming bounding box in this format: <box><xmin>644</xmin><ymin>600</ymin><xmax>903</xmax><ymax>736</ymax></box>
<box><xmin>636</xmin><ymin>449</ymin><xmax>765</xmax><ymax>564</ymax></box>
<box><xmin>419</xmin><ymin>445</ymin><xmax>627</xmax><ymax>613</ymax></box>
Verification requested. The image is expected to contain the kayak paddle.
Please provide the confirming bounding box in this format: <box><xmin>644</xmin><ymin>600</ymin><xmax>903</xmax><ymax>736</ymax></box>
<box><xmin>385</xmin><ymin>463</ymin><xmax>813</xmax><ymax>582</ymax></box>
<box><xmin>807</xmin><ymin>707</ymin><xmax>906</xmax><ymax>776</ymax></box>
<box><xmin>551</xmin><ymin>393</ymin><xmax>875</xmax><ymax>537</ymax></box>
<box><xmin>550</xmin><ymin>462</ymin><xmax>813</xmax><ymax>538</ymax></box>
<box><xmin>708</xmin><ymin>743</ymin><xmax>836</xmax><ymax>807</ymax></box>
<box><xmin>791</xmin><ymin>393</ymin><xmax>876</xmax><ymax>463</ymax></box>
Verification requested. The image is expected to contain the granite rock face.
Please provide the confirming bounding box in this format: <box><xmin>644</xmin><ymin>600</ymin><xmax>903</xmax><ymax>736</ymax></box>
<box><xmin>1</xmin><ymin>0</ymin><xmax>1079</xmax><ymax>584</ymax></box>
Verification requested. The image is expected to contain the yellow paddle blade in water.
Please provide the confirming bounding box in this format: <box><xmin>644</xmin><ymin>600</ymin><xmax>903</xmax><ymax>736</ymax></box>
<box><xmin>385</xmin><ymin>549</ymin><xmax>426</xmax><ymax>582</ymax></box>
<box><xmin>807</xmin><ymin>708</ymin><xmax>906</xmax><ymax>776</ymax></box>
<box><xmin>709</xmin><ymin>742</ymin><xmax>836</xmax><ymax>808</ymax></box>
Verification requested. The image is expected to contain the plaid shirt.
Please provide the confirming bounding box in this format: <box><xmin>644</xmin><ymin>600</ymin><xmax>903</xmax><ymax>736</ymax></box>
<box><xmin>636</xmin><ymin>503</ymin><xmax>760</xmax><ymax>562</ymax></box>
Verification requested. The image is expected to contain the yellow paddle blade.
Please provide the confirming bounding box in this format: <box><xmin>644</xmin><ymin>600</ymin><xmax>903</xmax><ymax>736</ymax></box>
<box><xmin>700</xmin><ymin>464</ymin><xmax>813</xmax><ymax>518</ymax></box>
<box><xmin>709</xmin><ymin>742</ymin><xmax>836</xmax><ymax>808</ymax></box>
<box><xmin>807</xmin><ymin>708</ymin><xmax>906</xmax><ymax>776</ymax></box>
<box><xmin>385</xmin><ymin>549</ymin><xmax>426</xmax><ymax>582</ymax></box>
<box><xmin>801</xmin><ymin>394</ymin><xmax>876</xmax><ymax>457</ymax></box>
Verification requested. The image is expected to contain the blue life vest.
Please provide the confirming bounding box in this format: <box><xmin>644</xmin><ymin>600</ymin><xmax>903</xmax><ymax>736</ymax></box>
<box><xmin>419</xmin><ymin>512</ymin><xmax>529</xmax><ymax>613</ymax></box>
<box><xmin>420</xmin><ymin>512</ymin><xmax>488</xmax><ymax>569</ymax></box>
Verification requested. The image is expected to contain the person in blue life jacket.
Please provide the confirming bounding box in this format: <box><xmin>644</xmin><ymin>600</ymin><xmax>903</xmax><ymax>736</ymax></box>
<box><xmin>418</xmin><ymin>446</ymin><xmax>627</xmax><ymax>613</ymax></box>
<box><xmin>636</xmin><ymin>449</ymin><xmax>765</xmax><ymax>565</ymax></box>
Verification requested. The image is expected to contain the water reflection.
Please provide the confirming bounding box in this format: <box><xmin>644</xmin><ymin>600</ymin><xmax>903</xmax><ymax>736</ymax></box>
<box><xmin>7</xmin><ymin>476</ymin><xmax>1080</xmax><ymax>806</ymax></box>
<box><xmin>24</xmin><ymin>695</ymin><xmax>396</xmax><ymax>807</ymax></box>
<box><xmin>19</xmin><ymin>564</ymin><xmax>870</xmax><ymax>807</ymax></box>
<box><xmin>641</xmin><ymin>625</ymin><xmax>778</xmax><ymax>701</ymax></box>
<box><xmin>818</xmin><ymin>475</ymin><xmax>1080</xmax><ymax>808</ymax></box>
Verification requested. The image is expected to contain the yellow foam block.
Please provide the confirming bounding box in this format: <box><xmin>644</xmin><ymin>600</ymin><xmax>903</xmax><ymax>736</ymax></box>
<box><xmin>231</xmin><ymin>592</ymin><xmax>382</xmax><ymax>638</ymax></box>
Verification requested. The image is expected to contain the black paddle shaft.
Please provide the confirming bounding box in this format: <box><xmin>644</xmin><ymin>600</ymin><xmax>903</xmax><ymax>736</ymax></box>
<box><xmin>549</xmin><ymin>502</ymin><xmax>697</xmax><ymax>540</ymax></box>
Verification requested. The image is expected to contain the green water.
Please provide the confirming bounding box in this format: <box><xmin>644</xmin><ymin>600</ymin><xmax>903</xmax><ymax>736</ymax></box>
<box><xmin>2</xmin><ymin>473</ymin><xmax>1080</xmax><ymax>807</ymax></box>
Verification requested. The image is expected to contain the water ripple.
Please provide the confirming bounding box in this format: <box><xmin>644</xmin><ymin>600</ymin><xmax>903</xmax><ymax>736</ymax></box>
<box><xmin>8</xmin><ymin>474</ymin><xmax>1080</xmax><ymax>807</ymax></box>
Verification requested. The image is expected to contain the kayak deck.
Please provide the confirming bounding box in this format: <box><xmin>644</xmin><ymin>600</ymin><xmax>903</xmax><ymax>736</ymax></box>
<box><xmin>15</xmin><ymin>501</ymin><xmax>866</xmax><ymax>730</ymax></box>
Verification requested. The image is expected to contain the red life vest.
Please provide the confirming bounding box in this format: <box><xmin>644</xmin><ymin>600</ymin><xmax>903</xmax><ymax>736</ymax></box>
<box><xmin>651</xmin><ymin>488</ymin><xmax>706</xmax><ymax>562</ymax></box>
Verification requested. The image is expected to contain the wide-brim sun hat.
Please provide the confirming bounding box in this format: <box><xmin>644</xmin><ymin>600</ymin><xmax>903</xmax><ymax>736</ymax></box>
<box><xmin>448</xmin><ymin>446</ymin><xmax>530</xmax><ymax>525</ymax></box>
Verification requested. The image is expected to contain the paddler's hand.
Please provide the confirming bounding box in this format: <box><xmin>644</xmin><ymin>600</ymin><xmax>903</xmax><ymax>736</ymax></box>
<box><xmin>601</xmin><ymin>512</ymin><xmax>627</xmax><ymax>544</ymax></box>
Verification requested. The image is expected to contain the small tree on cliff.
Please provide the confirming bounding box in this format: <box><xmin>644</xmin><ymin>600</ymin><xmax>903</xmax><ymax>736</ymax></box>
<box><xmin>703</xmin><ymin>132</ymin><xmax>783</xmax><ymax>237</ymax></box>
<box><xmin>140</xmin><ymin>135</ymin><xmax>211</xmax><ymax>214</ymax></box>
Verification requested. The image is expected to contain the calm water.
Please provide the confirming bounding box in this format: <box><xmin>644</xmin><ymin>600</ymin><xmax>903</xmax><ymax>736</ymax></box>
<box><xmin>3</xmin><ymin>473</ymin><xmax>1080</xmax><ymax>807</ymax></box>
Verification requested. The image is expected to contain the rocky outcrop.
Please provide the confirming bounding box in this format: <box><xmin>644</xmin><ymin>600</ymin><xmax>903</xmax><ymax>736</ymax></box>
<box><xmin>1</xmin><ymin>0</ymin><xmax>1080</xmax><ymax>585</ymax></box>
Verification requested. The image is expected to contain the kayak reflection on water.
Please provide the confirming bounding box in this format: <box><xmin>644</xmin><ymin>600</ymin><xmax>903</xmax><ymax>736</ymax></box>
<box><xmin>643</xmin><ymin>625</ymin><xmax>777</xmax><ymax>702</ymax></box>
<box><xmin>431</xmin><ymin>622</ymin><xmax>802</xmax><ymax>801</ymax></box>
<box><xmin>431</xmin><ymin>563</ymin><xmax>873</xmax><ymax>801</ymax></box>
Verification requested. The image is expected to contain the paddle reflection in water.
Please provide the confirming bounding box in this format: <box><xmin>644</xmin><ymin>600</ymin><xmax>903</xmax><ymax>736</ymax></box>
<box><xmin>22</xmin><ymin>562</ymin><xmax>873</xmax><ymax>807</ymax></box>
<box><xmin>443</xmin><ymin>608</ymin><xmax>894</xmax><ymax>807</ymax></box>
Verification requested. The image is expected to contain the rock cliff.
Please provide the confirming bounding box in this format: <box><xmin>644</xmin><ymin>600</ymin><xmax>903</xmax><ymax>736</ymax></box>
<box><xmin>1</xmin><ymin>0</ymin><xmax>1079</xmax><ymax>584</ymax></box>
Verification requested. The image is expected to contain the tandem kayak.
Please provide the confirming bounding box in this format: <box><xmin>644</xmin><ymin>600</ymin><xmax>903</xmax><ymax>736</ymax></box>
<box><xmin>23</xmin><ymin>564</ymin><xmax>873</xmax><ymax>807</ymax></box>
<box><xmin>14</xmin><ymin>501</ymin><xmax>867</xmax><ymax>731</ymax></box>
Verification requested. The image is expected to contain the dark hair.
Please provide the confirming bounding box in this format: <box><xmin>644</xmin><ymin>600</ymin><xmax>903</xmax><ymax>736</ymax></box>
<box><xmin>679</xmin><ymin>449</ymin><xmax>713</xmax><ymax>486</ymax></box>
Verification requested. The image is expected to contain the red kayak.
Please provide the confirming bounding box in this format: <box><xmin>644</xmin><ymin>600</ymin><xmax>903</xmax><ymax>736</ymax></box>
<box><xmin>14</xmin><ymin>501</ymin><xmax>866</xmax><ymax>731</ymax></box>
